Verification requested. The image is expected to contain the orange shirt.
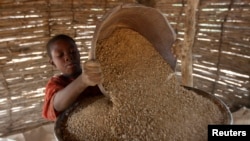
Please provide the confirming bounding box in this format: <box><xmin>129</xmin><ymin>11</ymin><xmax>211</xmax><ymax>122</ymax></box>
<box><xmin>42</xmin><ymin>75</ymin><xmax>73</xmax><ymax>121</ymax></box>
<box><xmin>42</xmin><ymin>75</ymin><xmax>102</xmax><ymax>121</ymax></box>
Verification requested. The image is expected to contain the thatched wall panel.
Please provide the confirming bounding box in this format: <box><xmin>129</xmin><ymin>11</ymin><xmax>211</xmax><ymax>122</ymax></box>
<box><xmin>1</xmin><ymin>60</ymin><xmax>49</xmax><ymax>73</ymax></box>
<box><xmin>213</xmin><ymin>83</ymin><xmax>249</xmax><ymax>101</ymax></box>
<box><xmin>0</xmin><ymin>41</ymin><xmax>48</xmax><ymax>53</ymax></box>
<box><xmin>0</xmin><ymin>16</ymin><xmax>48</xmax><ymax>26</ymax></box>
<box><xmin>223</xmin><ymin>32</ymin><xmax>250</xmax><ymax>43</ymax></box>
<box><xmin>2</xmin><ymin>74</ymin><xmax>50</xmax><ymax>86</ymax></box>
<box><xmin>193</xmin><ymin>78</ymin><xmax>249</xmax><ymax>111</ymax></box>
<box><xmin>219</xmin><ymin>73</ymin><xmax>249</xmax><ymax>86</ymax></box>
<box><xmin>157</xmin><ymin>0</ymin><xmax>185</xmax><ymax>4</ymax></box>
<box><xmin>191</xmin><ymin>56</ymin><xmax>249</xmax><ymax>96</ymax></box>
<box><xmin>0</xmin><ymin>89</ymin><xmax>8</xmax><ymax>96</ymax></box>
<box><xmin>219</xmin><ymin>58</ymin><xmax>250</xmax><ymax>75</ymax></box>
<box><xmin>193</xmin><ymin>69</ymin><xmax>216</xmax><ymax>81</ymax></box>
<box><xmin>194</xmin><ymin>53</ymin><xmax>250</xmax><ymax>75</ymax></box>
<box><xmin>192</xmin><ymin>0</ymin><xmax>250</xmax><ymax>112</ymax></box>
<box><xmin>0</xmin><ymin>32</ymin><xmax>48</xmax><ymax>44</ymax></box>
<box><xmin>6</xmin><ymin>79</ymin><xmax>47</xmax><ymax>91</ymax></box>
<box><xmin>50</xmin><ymin>29</ymin><xmax>74</xmax><ymax>36</ymax></box>
<box><xmin>2</xmin><ymin>119</ymin><xmax>48</xmax><ymax>136</ymax></box>
<box><xmin>0</xmin><ymin>37</ymin><xmax>49</xmax><ymax>48</ymax></box>
<box><xmin>218</xmin><ymin>77</ymin><xmax>247</xmax><ymax>91</ymax></box>
<box><xmin>11</xmin><ymin>97</ymin><xmax>43</xmax><ymax>108</ymax></box>
<box><xmin>0</xmin><ymin>102</ymin><xmax>9</xmax><ymax>110</ymax></box>
<box><xmin>2</xmin><ymin>84</ymin><xmax>46</xmax><ymax>97</ymax></box>
<box><xmin>4</xmin><ymin>71</ymin><xmax>50</xmax><ymax>85</ymax></box>
<box><xmin>221</xmin><ymin>44</ymin><xmax>250</xmax><ymax>60</ymax></box>
<box><xmin>1</xmin><ymin>55</ymin><xmax>48</xmax><ymax>67</ymax></box>
<box><xmin>0</xmin><ymin>29</ymin><xmax>49</xmax><ymax>41</ymax></box>
<box><xmin>195</xmin><ymin>33</ymin><xmax>221</xmax><ymax>42</ymax></box>
<box><xmin>193</xmin><ymin>76</ymin><xmax>215</xmax><ymax>91</ymax></box>
<box><xmin>221</xmin><ymin>44</ymin><xmax>250</xmax><ymax>57</ymax></box>
<box><xmin>0</xmin><ymin>2</ymin><xmax>48</xmax><ymax>11</ymax></box>
<box><xmin>0</xmin><ymin>51</ymin><xmax>47</xmax><ymax>63</ymax></box>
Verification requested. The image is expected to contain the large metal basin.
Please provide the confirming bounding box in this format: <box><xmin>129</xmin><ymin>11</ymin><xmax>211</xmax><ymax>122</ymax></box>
<box><xmin>54</xmin><ymin>86</ymin><xmax>233</xmax><ymax>141</ymax></box>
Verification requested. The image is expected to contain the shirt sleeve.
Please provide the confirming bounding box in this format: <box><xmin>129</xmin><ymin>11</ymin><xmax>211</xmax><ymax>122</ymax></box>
<box><xmin>42</xmin><ymin>76</ymin><xmax>64</xmax><ymax>121</ymax></box>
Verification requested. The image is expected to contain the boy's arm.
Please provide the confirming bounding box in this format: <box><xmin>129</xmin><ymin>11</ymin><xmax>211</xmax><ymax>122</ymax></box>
<box><xmin>53</xmin><ymin>60</ymin><xmax>103</xmax><ymax>112</ymax></box>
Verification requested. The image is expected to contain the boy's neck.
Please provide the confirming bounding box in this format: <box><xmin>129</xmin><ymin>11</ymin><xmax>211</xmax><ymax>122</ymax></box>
<box><xmin>62</xmin><ymin>69</ymin><xmax>82</xmax><ymax>80</ymax></box>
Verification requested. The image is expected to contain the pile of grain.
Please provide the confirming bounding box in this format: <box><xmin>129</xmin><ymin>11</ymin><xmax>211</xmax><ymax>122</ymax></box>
<box><xmin>61</xmin><ymin>28</ymin><xmax>225</xmax><ymax>141</ymax></box>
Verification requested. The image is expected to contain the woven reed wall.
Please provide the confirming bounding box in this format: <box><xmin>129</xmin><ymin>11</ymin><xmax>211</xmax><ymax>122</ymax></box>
<box><xmin>0</xmin><ymin>0</ymin><xmax>135</xmax><ymax>136</ymax></box>
<box><xmin>0</xmin><ymin>0</ymin><xmax>249</xmax><ymax>137</ymax></box>
<box><xmin>168</xmin><ymin>0</ymin><xmax>250</xmax><ymax>112</ymax></box>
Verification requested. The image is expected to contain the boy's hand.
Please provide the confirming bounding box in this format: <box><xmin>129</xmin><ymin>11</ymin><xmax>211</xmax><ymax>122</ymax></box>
<box><xmin>82</xmin><ymin>60</ymin><xmax>103</xmax><ymax>86</ymax></box>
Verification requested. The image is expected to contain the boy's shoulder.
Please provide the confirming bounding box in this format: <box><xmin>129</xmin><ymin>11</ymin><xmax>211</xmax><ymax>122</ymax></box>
<box><xmin>49</xmin><ymin>74</ymin><xmax>64</xmax><ymax>81</ymax></box>
<box><xmin>47</xmin><ymin>74</ymin><xmax>74</xmax><ymax>86</ymax></box>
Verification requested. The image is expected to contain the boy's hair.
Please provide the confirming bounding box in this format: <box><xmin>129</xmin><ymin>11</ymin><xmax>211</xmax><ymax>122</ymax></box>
<box><xmin>46</xmin><ymin>34</ymin><xmax>77</xmax><ymax>58</ymax></box>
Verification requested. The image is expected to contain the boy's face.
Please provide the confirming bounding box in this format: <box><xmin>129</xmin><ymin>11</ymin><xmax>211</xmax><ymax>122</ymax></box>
<box><xmin>49</xmin><ymin>40</ymin><xmax>81</xmax><ymax>77</ymax></box>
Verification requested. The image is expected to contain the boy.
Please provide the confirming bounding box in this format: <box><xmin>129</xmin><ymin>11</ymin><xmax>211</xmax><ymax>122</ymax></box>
<box><xmin>42</xmin><ymin>34</ymin><xmax>103</xmax><ymax>121</ymax></box>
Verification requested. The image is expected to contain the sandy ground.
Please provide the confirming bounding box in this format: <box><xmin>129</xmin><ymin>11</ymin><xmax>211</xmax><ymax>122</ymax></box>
<box><xmin>0</xmin><ymin>107</ymin><xmax>249</xmax><ymax>141</ymax></box>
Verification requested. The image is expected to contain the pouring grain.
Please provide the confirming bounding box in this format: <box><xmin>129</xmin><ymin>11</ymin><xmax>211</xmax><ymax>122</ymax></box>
<box><xmin>61</xmin><ymin>28</ymin><xmax>226</xmax><ymax>141</ymax></box>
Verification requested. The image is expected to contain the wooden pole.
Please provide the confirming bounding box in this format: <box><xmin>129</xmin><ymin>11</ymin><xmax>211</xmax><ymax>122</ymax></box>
<box><xmin>181</xmin><ymin>0</ymin><xmax>199</xmax><ymax>87</ymax></box>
